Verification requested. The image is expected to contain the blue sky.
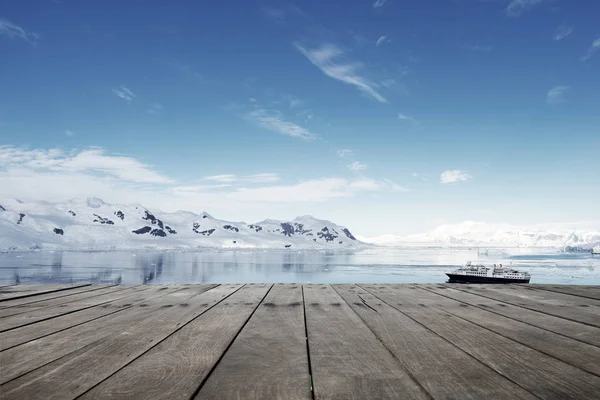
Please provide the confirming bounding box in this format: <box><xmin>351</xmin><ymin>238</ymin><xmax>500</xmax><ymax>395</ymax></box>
<box><xmin>1</xmin><ymin>0</ymin><xmax>599</xmax><ymax>236</ymax></box>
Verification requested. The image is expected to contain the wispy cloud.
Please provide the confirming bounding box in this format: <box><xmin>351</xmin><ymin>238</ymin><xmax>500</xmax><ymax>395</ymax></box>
<box><xmin>554</xmin><ymin>25</ymin><xmax>573</xmax><ymax>41</ymax></box>
<box><xmin>0</xmin><ymin>18</ymin><xmax>39</xmax><ymax>44</ymax></box>
<box><xmin>261</xmin><ymin>7</ymin><xmax>285</xmax><ymax>24</ymax></box>
<box><xmin>64</xmin><ymin>130</ymin><xmax>75</xmax><ymax>137</ymax></box>
<box><xmin>164</xmin><ymin>58</ymin><xmax>206</xmax><ymax>82</ymax></box>
<box><xmin>581</xmin><ymin>37</ymin><xmax>600</xmax><ymax>62</ymax></box>
<box><xmin>383</xmin><ymin>178</ymin><xmax>409</xmax><ymax>192</ymax></box>
<box><xmin>246</xmin><ymin>108</ymin><xmax>317</xmax><ymax>140</ymax></box>
<box><xmin>440</xmin><ymin>170</ymin><xmax>472</xmax><ymax>184</ymax></box>
<box><xmin>412</xmin><ymin>172</ymin><xmax>429</xmax><ymax>182</ymax></box>
<box><xmin>294</xmin><ymin>43</ymin><xmax>387</xmax><ymax>103</ymax></box>
<box><xmin>463</xmin><ymin>44</ymin><xmax>492</xmax><ymax>53</ymax></box>
<box><xmin>147</xmin><ymin>103</ymin><xmax>163</xmax><ymax>114</ymax></box>
<box><xmin>0</xmin><ymin>146</ymin><xmax>172</xmax><ymax>184</ymax></box>
<box><xmin>347</xmin><ymin>161</ymin><xmax>368</xmax><ymax>171</ymax></box>
<box><xmin>337</xmin><ymin>149</ymin><xmax>354</xmax><ymax>157</ymax></box>
<box><xmin>112</xmin><ymin>86</ymin><xmax>135</xmax><ymax>102</ymax></box>
<box><xmin>373</xmin><ymin>0</ymin><xmax>389</xmax><ymax>8</ymax></box>
<box><xmin>376</xmin><ymin>35</ymin><xmax>389</xmax><ymax>47</ymax></box>
<box><xmin>204</xmin><ymin>173</ymin><xmax>280</xmax><ymax>184</ymax></box>
<box><xmin>398</xmin><ymin>113</ymin><xmax>419</xmax><ymax>125</ymax></box>
<box><xmin>288</xmin><ymin>96</ymin><xmax>304</xmax><ymax>109</ymax></box>
<box><xmin>506</xmin><ymin>0</ymin><xmax>545</xmax><ymax>17</ymax></box>
<box><xmin>546</xmin><ymin>85</ymin><xmax>570</xmax><ymax>105</ymax></box>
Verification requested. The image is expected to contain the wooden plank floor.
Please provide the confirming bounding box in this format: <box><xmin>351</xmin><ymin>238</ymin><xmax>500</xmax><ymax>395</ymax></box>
<box><xmin>1</xmin><ymin>284</ymin><xmax>599</xmax><ymax>400</ymax></box>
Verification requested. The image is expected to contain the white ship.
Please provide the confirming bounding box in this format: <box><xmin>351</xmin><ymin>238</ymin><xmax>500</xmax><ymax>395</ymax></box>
<box><xmin>592</xmin><ymin>246</ymin><xmax>600</xmax><ymax>255</ymax></box>
<box><xmin>446</xmin><ymin>262</ymin><xmax>531</xmax><ymax>284</ymax></box>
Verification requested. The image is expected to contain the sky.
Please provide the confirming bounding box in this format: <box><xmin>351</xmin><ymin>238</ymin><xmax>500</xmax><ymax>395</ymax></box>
<box><xmin>1</xmin><ymin>0</ymin><xmax>599</xmax><ymax>237</ymax></box>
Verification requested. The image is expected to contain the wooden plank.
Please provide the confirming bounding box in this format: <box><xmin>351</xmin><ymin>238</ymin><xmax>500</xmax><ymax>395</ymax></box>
<box><xmin>0</xmin><ymin>284</ymin><xmax>90</xmax><ymax>301</ymax></box>
<box><xmin>0</xmin><ymin>285</ymin><xmax>197</xmax><ymax>384</ymax></box>
<box><xmin>0</xmin><ymin>286</ymin><xmax>154</xmax><ymax>351</ymax></box>
<box><xmin>414</xmin><ymin>286</ymin><xmax>600</xmax><ymax>377</ymax></box>
<box><xmin>0</xmin><ymin>286</ymin><xmax>142</xmax><ymax>332</ymax></box>
<box><xmin>0</xmin><ymin>284</ymin><xmax>115</xmax><ymax>309</ymax></box>
<box><xmin>303</xmin><ymin>284</ymin><xmax>429</xmax><ymax>400</ymax></box>
<box><xmin>56</xmin><ymin>284</ymin><xmax>266</xmax><ymax>400</ymax></box>
<box><xmin>426</xmin><ymin>285</ymin><xmax>600</xmax><ymax>347</ymax></box>
<box><xmin>362</xmin><ymin>285</ymin><xmax>600</xmax><ymax>399</ymax></box>
<box><xmin>0</xmin><ymin>285</ymin><xmax>129</xmax><ymax>319</ymax></box>
<box><xmin>1</xmin><ymin>284</ymin><xmax>245</xmax><ymax>400</ymax></box>
<box><xmin>524</xmin><ymin>284</ymin><xmax>600</xmax><ymax>301</ymax></box>
<box><xmin>450</xmin><ymin>284</ymin><xmax>600</xmax><ymax>328</ymax></box>
<box><xmin>333</xmin><ymin>284</ymin><xmax>537</xmax><ymax>399</ymax></box>
<box><xmin>196</xmin><ymin>284</ymin><xmax>311</xmax><ymax>400</ymax></box>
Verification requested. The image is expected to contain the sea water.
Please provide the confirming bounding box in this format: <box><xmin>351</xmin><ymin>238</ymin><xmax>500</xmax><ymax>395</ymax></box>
<box><xmin>0</xmin><ymin>247</ymin><xmax>598</xmax><ymax>285</ymax></box>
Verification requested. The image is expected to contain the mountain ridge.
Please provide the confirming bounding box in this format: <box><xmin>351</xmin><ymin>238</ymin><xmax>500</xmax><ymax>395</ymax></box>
<box><xmin>0</xmin><ymin>198</ymin><xmax>365</xmax><ymax>251</ymax></box>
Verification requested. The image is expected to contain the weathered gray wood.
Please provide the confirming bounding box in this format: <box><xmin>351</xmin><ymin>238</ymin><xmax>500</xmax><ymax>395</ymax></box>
<box><xmin>524</xmin><ymin>284</ymin><xmax>600</xmax><ymax>301</ymax></box>
<box><xmin>0</xmin><ymin>286</ymin><xmax>141</xmax><ymax>331</ymax></box>
<box><xmin>0</xmin><ymin>285</ymin><xmax>194</xmax><ymax>384</ymax></box>
<box><xmin>0</xmin><ymin>284</ymin><xmax>115</xmax><ymax>309</ymax></box>
<box><xmin>0</xmin><ymin>284</ymin><xmax>90</xmax><ymax>301</ymax></box>
<box><xmin>362</xmin><ymin>284</ymin><xmax>600</xmax><ymax>399</ymax></box>
<box><xmin>303</xmin><ymin>284</ymin><xmax>429</xmax><ymax>400</ymax></box>
<box><xmin>196</xmin><ymin>284</ymin><xmax>311</xmax><ymax>400</ymax></box>
<box><xmin>0</xmin><ymin>286</ymin><xmax>154</xmax><ymax>351</ymax></box>
<box><xmin>78</xmin><ymin>284</ymin><xmax>270</xmax><ymax>400</ymax></box>
<box><xmin>333</xmin><ymin>285</ymin><xmax>537</xmax><ymax>399</ymax></box>
<box><xmin>426</xmin><ymin>285</ymin><xmax>600</xmax><ymax>347</ymax></box>
<box><xmin>415</xmin><ymin>285</ymin><xmax>600</xmax><ymax>377</ymax></box>
<box><xmin>450</xmin><ymin>284</ymin><xmax>600</xmax><ymax>328</ymax></box>
<box><xmin>1</xmin><ymin>284</ymin><xmax>244</xmax><ymax>400</ymax></box>
<box><xmin>0</xmin><ymin>285</ymin><xmax>132</xmax><ymax>320</ymax></box>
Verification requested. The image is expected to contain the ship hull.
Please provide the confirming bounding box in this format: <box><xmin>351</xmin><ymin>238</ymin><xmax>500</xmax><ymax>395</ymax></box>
<box><xmin>446</xmin><ymin>273</ymin><xmax>530</xmax><ymax>284</ymax></box>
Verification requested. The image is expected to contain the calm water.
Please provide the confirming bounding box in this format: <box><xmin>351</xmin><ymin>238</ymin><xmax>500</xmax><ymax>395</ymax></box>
<box><xmin>0</xmin><ymin>248</ymin><xmax>598</xmax><ymax>285</ymax></box>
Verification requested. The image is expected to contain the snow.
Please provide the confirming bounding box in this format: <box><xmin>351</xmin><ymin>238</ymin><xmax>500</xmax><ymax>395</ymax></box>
<box><xmin>359</xmin><ymin>220</ymin><xmax>600</xmax><ymax>249</ymax></box>
<box><xmin>0</xmin><ymin>198</ymin><xmax>367</xmax><ymax>252</ymax></box>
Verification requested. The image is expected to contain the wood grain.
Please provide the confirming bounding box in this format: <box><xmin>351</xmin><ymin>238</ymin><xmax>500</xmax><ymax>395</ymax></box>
<box><xmin>362</xmin><ymin>284</ymin><xmax>600</xmax><ymax>400</ymax></box>
<box><xmin>0</xmin><ymin>285</ymin><xmax>192</xmax><ymax>384</ymax></box>
<box><xmin>333</xmin><ymin>284</ymin><xmax>537</xmax><ymax>399</ymax></box>
<box><xmin>0</xmin><ymin>286</ymin><xmax>153</xmax><ymax>351</ymax></box>
<box><xmin>0</xmin><ymin>284</ymin><xmax>115</xmax><ymax>309</ymax></box>
<box><xmin>0</xmin><ymin>284</ymin><xmax>90</xmax><ymax>301</ymax></box>
<box><xmin>524</xmin><ymin>284</ymin><xmax>600</xmax><ymax>301</ymax></box>
<box><xmin>426</xmin><ymin>284</ymin><xmax>600</xmax><ymax>347</ymax></box>
<box><xmin>196</xmin><ymin>284</ymin><xmax>311</xmax><ymax>400</ymax></box>
<box><xmin>78</xmin><ymin>284</ymin><xmax>270</xmax><ymax>400</ymax></box>
<box><xmin>450</xmin><ymin>284</ymin><xmax>600</xmax><ymax>327</ymax></box>
<box><xmin>303</xmin><ymin>284</ymin><xmax>429</xmax><ymax>400</ymax></box>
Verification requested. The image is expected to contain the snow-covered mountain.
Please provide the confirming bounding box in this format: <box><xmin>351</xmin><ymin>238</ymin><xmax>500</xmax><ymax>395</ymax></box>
<box><xmin>358</xmin><ymin>221</ymin><xmax>600</xmax><ymax>249</ymax></box>
<box><xmin>0</xmin><ymin>198</ymin><xmax>365</xmax><ymax>251</ymax></box>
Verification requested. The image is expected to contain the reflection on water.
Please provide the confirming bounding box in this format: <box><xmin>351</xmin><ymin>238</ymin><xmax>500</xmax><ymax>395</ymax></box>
<box><xmin>1</xmin><ymin>248</ymin><xmax>599</xmax><ymax>285</ymax></box>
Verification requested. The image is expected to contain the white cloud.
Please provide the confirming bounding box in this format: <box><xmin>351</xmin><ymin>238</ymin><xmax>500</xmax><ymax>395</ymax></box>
<box><xmin>246</xmin><ymin>108</ymin><xmax>317</xmax><ymax>140</ymax></box>
<box><xmin>412</xmin><ymin>173</ymin><xmax>429</xmax><ymax>182</ymax></box>
<box><xmin>347</xmin><ymin>161</ymin><xmax>368</xmax><ymax>171</ymax></box>
<box><xmin>147</xmin><ymin>103</ymin><xmax>163</xmax><ymax>114</ymax></box>
<box><xmin>506</xmin><ymin>0</ymin><xmax>545</xmax><ymax>17</ymax></box>
<box><xmin>554</xmin><ymin>25</ymin><xmax>573</xmax><ymax>41</ymax></box>
<box><xmin>337</xmin><ymin>149</ymin><xmax>354</xmax><ymax>157</ymax></box>
<box><xmin>64</xmin><ymin>130</ymin><xmax>75</xmax><ymax>137</ymax></box>
<box><xmin>288</xmin><ymin>96</ymin><xmax>304</xmax><ymax>109</ymax></box>
<box><xmin>294</xmin><ymin>43</ymin><xmax>387</xmax><ymax>103</ymax></box>
<box><xmin>204</xmin><ymin>173</ymin><xmax>280</xmax><ymax>184</ymax></box>
<box><xmin>376</xmin><ymin>35</ymin><xmax>389</xmax><ymax>47</ymax></box>
<box><xmin>0</xmin><ymin>146</ymin><xmax>172</xmax><ymax>184</ymax></box>
<box><xmin>546</xmin><ymin>86</ymin><xmax>570</xmax><ymax>105</ymax></box>
<box><xmin>373</xmin><ymin>0</ymin><xmax>389</xmax><ymax>8</ymax></box>
<box><xmin>582</xmin><ymin>37</ymin><xmax>600</xmax><ymax>62</ymax></box>
<box><xmin>382</xmin><ymin>178</ymin><xmax>409</xmax><ymax>192</ymax></box>
<box><xmin>112</xmin><ymin>87</ymin><xmax>135</xmax><ymax>102</ymax></box>
<box><xmin>440</xmin><ymin>170</ymin><xmax>472</xmax><ymax>184</ymax></box>
<box><xmin>398</xmin><ymin>113</ymin><xmax>419</xmax><ymax>124</ymax></box>
<box><xmin>0</xmin><ymin>18</ymin><xmax>39</xmax><ymax>44</ymax></box>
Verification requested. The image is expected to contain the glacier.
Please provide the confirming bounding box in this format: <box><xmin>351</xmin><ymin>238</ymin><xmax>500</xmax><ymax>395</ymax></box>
<box><xmin>0</xmin><ymin>198</ymin><xmax>366</xmax><ymax>252</ymax></box>
<box><xmin>358</xmin><ymin>221</ymin><xmax>600</xmax><ymax>249</ymax></box>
